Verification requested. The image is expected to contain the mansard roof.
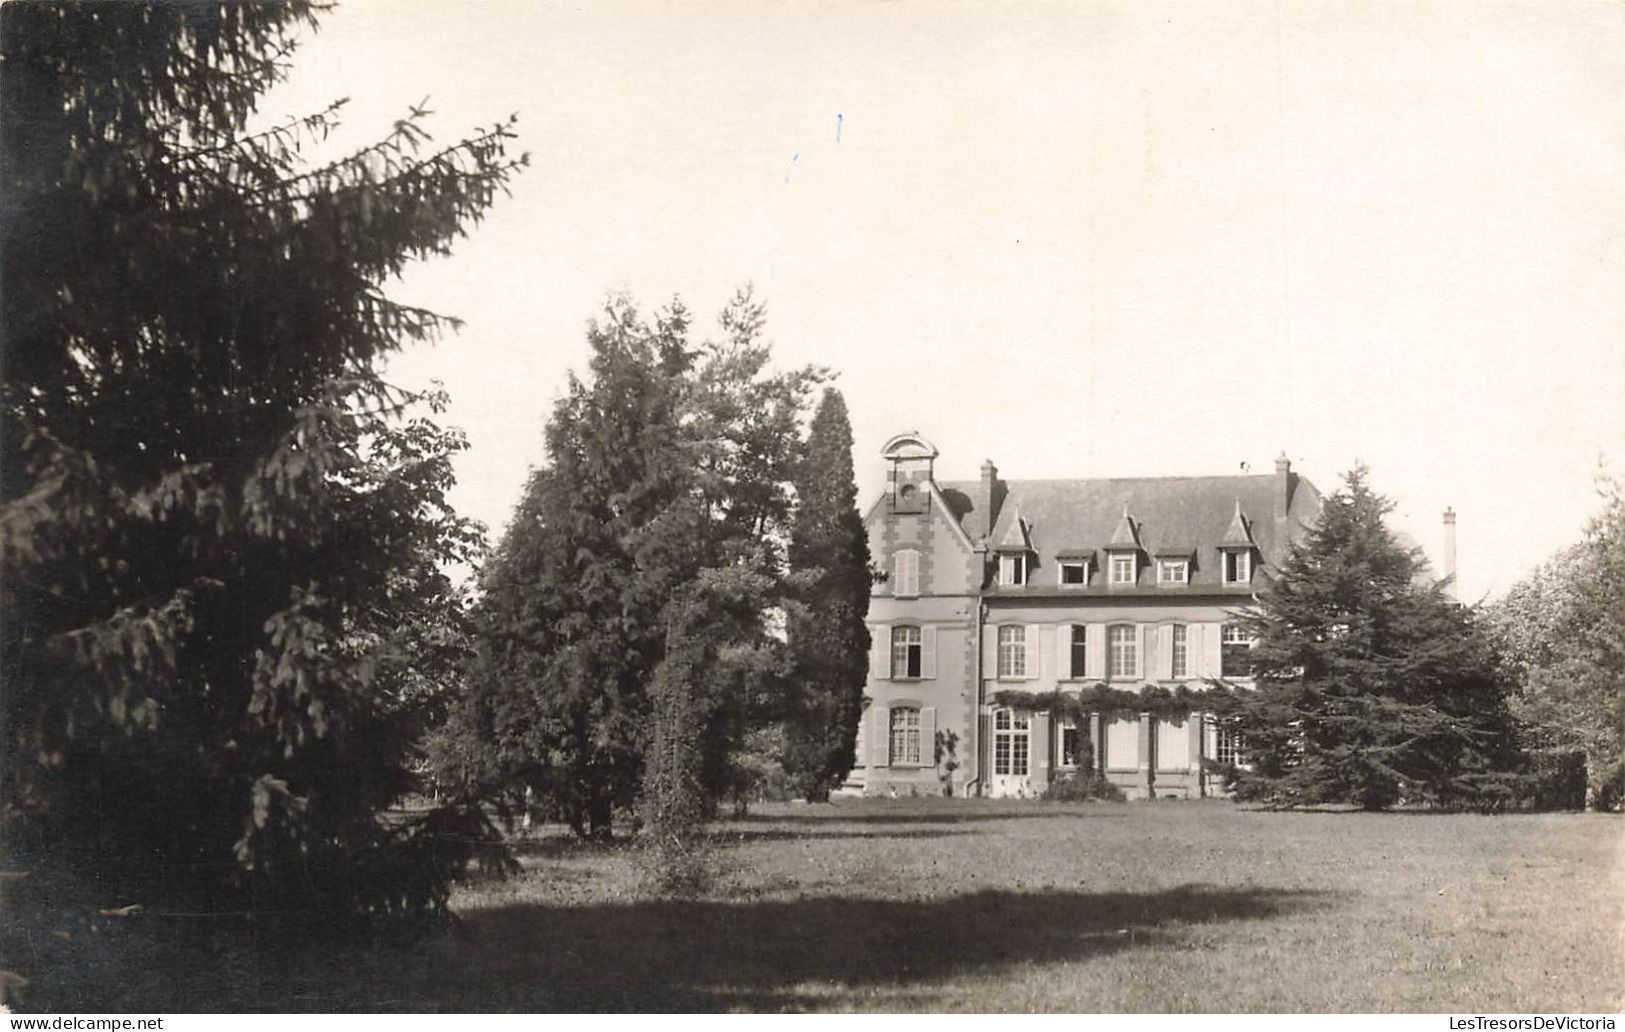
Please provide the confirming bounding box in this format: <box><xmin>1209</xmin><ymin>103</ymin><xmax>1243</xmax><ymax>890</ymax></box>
<box><xmin>938</xmin><ymin>473</ymin><xmax>1322</xmax><ymax>591</ymax></box>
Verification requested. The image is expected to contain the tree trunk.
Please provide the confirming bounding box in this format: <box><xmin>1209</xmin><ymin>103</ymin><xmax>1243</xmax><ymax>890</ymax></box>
<box><xmin>586</xmin><ymin>794</ymin><xmax>614</xmax><ymax>840</ymax></box>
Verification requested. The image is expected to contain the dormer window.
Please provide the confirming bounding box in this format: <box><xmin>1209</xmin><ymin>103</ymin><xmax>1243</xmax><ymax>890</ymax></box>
<box><xmin>999</xmin><ymin>553</ymin><xmax>1027</xmax><ymax>586</ymax></box>
<box><xmin>1109</xmin><ymin>553</ymin><xmax>1136</xmax><ymax>586</ymax></box>
<box><xmin>1157</xmin><ymin>558</ymin><xmax>1189</xmax><ymax>585</ymax></box>
<box><xmin>1223</xmin><ymin>549</ymin><xmax>1252</xmax><ymax>585</ymax></box>
<box><xmin>1059</xmin><ymin>559</ymin><xmax>1089</xmax><ymax>586</ymax></box>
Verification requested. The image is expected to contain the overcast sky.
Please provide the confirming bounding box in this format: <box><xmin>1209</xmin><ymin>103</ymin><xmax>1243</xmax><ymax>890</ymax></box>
<box><xmin>264</xmin><ymin>0</ymin><xmax>1624</xmax><ymax>602</ymax></box>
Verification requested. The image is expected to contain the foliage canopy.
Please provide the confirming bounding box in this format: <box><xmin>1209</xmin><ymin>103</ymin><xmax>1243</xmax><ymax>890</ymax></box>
<box><xmin>1</xmin><ymin>0</ymin><xmax>522</xmax><ymax>923</ymax></box>
<box><xmin>1212</xmin><ymin>466</ymin><xmax>1520</xmax><ymax>810</ymax></box>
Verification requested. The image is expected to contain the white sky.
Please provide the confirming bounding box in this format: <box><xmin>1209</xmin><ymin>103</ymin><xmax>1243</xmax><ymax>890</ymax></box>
<box><xmin>264</xmin><ymin>0</ymin><xmax>1625</xmax><ymax>602</ymax></box>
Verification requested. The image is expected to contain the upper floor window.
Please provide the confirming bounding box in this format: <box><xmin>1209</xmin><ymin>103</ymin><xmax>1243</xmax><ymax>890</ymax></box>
<box><xmin>1109</xmin><ymin>553</ymin><xmax>1136</xmax><ymax>586</ymax></box>
<box><xmin>1107</xmin><ymin>624</ymin><xmax>1138</xmax><ymax>679</ymax></box>
<box><xmin>1171</xmin><ymin>624</ymin><xmax>1189</xmax><ymax>678</ymax></box>
<box><xmin>999</xmin><ymin>553</ymin><xmax>1027</xmax><ymax>586</ymax></box>
<box><xmin>1221</xmin><ymin>622</ymin><xmax>1255</xmax><ymax>678</ymax></box>
<box><xmin>1223</xmin><ymin>549</ymin><xmax>1252</xmax><ymax>585</ymax></box>
<box><xmin>1059</xmin><ymin>559</ymin><xmax>1089</xmax><ymax>586</ymax></box>
<box><xmin>1069</xmin><ymin>624</ymin><xmax>1088</xmax><ymax>679</ymax></box>
<box><xmin>1157</xmin><ymin>558</ymin><xmax>1189</xmax><ymax>585</ymax></box>
<box><xmin>891</xmin><ymin>625</ymin><xmax>922</xmax><ymax>679</ymax></box>
<box><xmin>889</xmin><ymin>706</ymin><xmax>921</xmax><ymax>765</ymax></box>
<box><xmin>893</xmin><ymin>549</ymin><xmax>920</xmax><ymax>597</ymax></box>
<box><xmin>997</xmin><ymin>625</ymin><xmax>1027</xmax><ymax>678</ymax></box>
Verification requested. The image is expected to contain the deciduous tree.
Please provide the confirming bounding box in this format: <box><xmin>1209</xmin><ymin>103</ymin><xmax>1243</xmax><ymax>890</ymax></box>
<box><xmin>1486</xmin><ymin>477</ymin><xmax>1625</xmax><ymax>808</ymax></box>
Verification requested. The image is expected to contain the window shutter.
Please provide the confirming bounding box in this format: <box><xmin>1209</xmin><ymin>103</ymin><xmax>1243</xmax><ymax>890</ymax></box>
<box><xmin>1025</xmin><ymin>624</ymin><xmax>1042</xmax><ymax>680</ymax></box>
<box><xmin>1056</xmin><ymin>626</ymin><xmax>1073</xmax><ymax>681</ymax></box>
<box><xmin>982</xmin><ymin>625</ymin><xmax>997</xmax><ymax>680</ymax></box>
<box><xmin>921</xmin><ymin>707</ymin><xmax>938</xmax><ymax>765</ymax></box>
<box><xmin>1203</xmin><ymin>622</ymin><xmax>1223</xmax><ymax>679</ymax></box>
<box><xmin>1156</xmin><ymin>623</ymin><xmax>1174</xmax><ymax>681</ymax></box>
<box><xmin>1031</xmin><ymin>712</ymin><xmax>1051</xmax><ymax>774</ymax></box>
<box><xmin>868</xmin><ymin>625</ymin><xmax>888</xmax><ymax>680</ymax></box>
<box><xmin>870</xmin><ymin>705</ymin><xmax>890</xmax><ymax>766</ymax></box>
<box><xmin>920</xmin><ymin>625</ymin><xmax>938</xmax><ymax>679</ymax></box>
<box><xmin>893</xmin><ymin>550</ymin><xmax>918</xmax><ymax>596</ymax></box>
<box><xmin>1086</xmin><ymin>623</ymin><xmax>1107</xmax><ymax>680</ymax></box>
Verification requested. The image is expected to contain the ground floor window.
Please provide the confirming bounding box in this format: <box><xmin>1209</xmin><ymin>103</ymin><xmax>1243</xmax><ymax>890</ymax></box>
<box><xmin>993</xmin><ymin>708</ymin><xmax>1030</xmax><ymax>776</ymax></box>
<box><xmin>1214</xmin><ymin>724</ymin><xmax>1242</xmax><ymax>765</ymax></box>
<box><xmin>889</xmin><ymin>706</ymin><xmax>920</xmax><ymax>765</ymax></box>
<box><xmin>1058</xmin><ymin>716</ymin><xmax>1080</xmax><ymax>767</ymax></box>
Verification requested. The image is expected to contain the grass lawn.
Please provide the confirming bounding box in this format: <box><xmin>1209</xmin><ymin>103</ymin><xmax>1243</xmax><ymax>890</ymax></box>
<box><xmin>26</xmin><ymin>799</ymin><xmax>1625</xmax><ymax>1012</ymax></box>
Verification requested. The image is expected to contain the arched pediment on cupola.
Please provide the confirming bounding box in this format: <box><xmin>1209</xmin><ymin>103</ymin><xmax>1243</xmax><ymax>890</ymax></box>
<box><xmin>882</xmin><ymin>432</ymin><xmax>938</xmax><ymax>514</ymax></box>
<box><xmin>880</xmin><ymin>433</ymin><xmax>939</xmax><ymax>462</ymax></box>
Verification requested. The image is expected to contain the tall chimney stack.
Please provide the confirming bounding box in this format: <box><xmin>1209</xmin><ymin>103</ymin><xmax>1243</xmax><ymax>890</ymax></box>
<box><xmin>1274</xmin><ymin>452</ymin><xmax>1292</xmax><ymax>519</ymax></box>
<box><xmin>1443</xmin><ymin>507</ymin><xmax>1458</xmax><ymax>600</ymax></box>
<box><xmin>977</xmin><ymin>460</ymin><xmax>999</xmax><ymax>541</ymax></box>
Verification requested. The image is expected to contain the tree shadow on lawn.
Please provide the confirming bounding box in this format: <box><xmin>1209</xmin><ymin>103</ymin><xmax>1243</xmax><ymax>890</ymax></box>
<box><xmin>428</xmin><ymin>883</ymin><xmax>1336</xmax><ymax>1012</ymax></box>
<box><xmin>726</xmin><ymin>807</ymin><xmax>1131</xmax><ymax>828</ymax></box>
<box><xmin>511</xmin><ymin>827</ymin><xmax>977</xmax><ymax>860</ymax></box>
<box><xmin>711</xmin><ymin>827</ymin><xmax>981</xmax><ymax>844</ymax></box>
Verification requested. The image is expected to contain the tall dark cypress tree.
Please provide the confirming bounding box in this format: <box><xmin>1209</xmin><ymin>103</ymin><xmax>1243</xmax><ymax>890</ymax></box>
<box><xmin>1216</xmin><ymin>465</ymin><xmax>1519</xmax><ymax>810</ymax></box>
<box><xmin>783</xmin><ymin>389</ymin><xmax>872</xmax><ymax>802</ymax></box>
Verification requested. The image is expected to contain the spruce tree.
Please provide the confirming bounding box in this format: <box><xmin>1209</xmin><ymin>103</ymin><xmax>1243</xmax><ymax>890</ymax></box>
<box><xmin>1216</xmin><ymin>466</ymin><xmax>1519</xmax><ymax>810</ymax></box>
<box><xmin>1</xmin><ymin>1</ymin><xmax>522</xmax><ymax>926</ymax></box>
<box><xmin>783</xmin><ymin>389</ymin><xmax>872</xmax><ymax>802</ymax></box>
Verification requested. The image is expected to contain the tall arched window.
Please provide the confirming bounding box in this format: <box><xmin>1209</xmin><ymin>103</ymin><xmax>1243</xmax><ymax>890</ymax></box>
<box><xmin>1221</xmin><ymin>623</ymin><xmax>1254</xmax><ymax>678</ymax></box>
<box><xmin>1107</xmin><ymin>624</ymin><xmax>1138</xmax><ymax>679</ymax></box>
<box><xmin>889</xmin><ymin>706</ymin><xmax>921</xmax><ymax>765</ymax></box>
<box><xmin>997</xmin><ymin>625</ymin><xmax>1026</xmax><ymax>679</ymax></box>
<box><xmin>890</xmin><ymin>625</ymin><xmax>922</xmax><ymax>679</ymax></box>
<box><xmin>993</xmin><ymin>708</ymin><xmax>1030</xmax><ymax>776</ymax></box>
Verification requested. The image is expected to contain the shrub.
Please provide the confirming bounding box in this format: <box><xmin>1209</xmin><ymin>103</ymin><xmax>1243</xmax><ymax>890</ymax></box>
<box><xmin>1042</xmin><ymin>771</ymin><xmax>1125</xmax><ymax>802</ymax></box>
<box><xmin>637</xmin><ymin>832</ymin><xmax>724</xmax><ymax>899</ymax></box>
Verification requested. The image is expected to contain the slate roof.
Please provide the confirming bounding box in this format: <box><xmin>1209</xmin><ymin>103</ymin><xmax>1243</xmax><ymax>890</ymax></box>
<box><xmin>937</xmin><ymin>473</ymin><xmax>1323</xmax><ymax>592</ymax></box>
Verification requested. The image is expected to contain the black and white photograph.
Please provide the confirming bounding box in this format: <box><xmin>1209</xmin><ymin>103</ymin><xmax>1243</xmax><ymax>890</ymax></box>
<box><xmin>2</xmin><ymin>0</ymin><xmax>1621</xmax><ymax>1019</ymax></box>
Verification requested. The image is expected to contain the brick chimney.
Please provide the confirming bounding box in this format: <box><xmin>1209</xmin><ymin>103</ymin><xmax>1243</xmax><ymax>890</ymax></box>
<box><xmin>1443</xmin><ymin>507</ymin><xmax>1458</xmax><ymax>600</ymax></box>
<box><xmin>975</xmin><ymin>460</ymin><xmax>999</xmax><ymax>541</ymax></box>
<box><xmin>1273</xmin><ymin>452</ymin><xmax>1293</xmax><ymax>520</ymax></box>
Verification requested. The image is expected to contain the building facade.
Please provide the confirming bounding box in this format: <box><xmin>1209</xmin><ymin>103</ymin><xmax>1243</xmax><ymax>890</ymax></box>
<box><xmin>853</xmin><ymin>433</ymin><xmax>1324</xmax><ymax>800</ymax></box>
